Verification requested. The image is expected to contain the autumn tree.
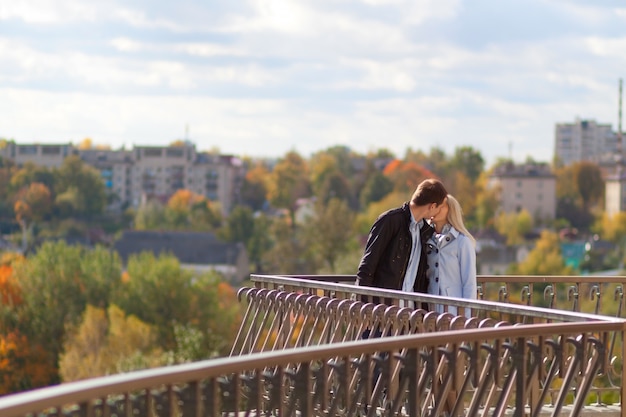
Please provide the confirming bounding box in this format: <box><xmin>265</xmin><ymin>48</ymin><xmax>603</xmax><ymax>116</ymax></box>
<box><xmin>240</xmin><ymin>162</ymin><xmax>269</xmax><ymax>211</ymax></box>
<box><xmin>266</xmin><ymin>151</ymin><xmax>311</xmax><ymax>227</ymax></box>
<box><xmin>473</xmin><ymin>171</ymin><xmax>500</xmax><ymax>231</ymax></box>
<box><xmin>383</xmin><ymin>160</ymin><xmax>436</xmax><ymax>194</ymax></box>
<box><xmin>510</xmin><ymin>230</ymin><xmax>574</xmax><ymax>275</ymax></box>
<box><xmin>59</xmin><ymin>304</ymin><xmax>162</xmax><ymax>382</ymax></box>
<box><xmin>495</xmin><ymin>209</ymin><xmax>533</xmax><ymax>246</ymax></box>
<box><xmin>13</xmin><ymin>182</ymin><xmax>52</xmax><ymax>252</ymax></box>
<box><xmin>0</xmin><ymin>330</ymin><xmax>55</xmax><ymax>394</ymax></box>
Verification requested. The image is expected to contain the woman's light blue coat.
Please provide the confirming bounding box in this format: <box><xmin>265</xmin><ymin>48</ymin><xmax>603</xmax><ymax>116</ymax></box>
<box><xmin>426</xmin><ymin>224</ymin><xmax>477</xmax><ymax>317</ymax></box>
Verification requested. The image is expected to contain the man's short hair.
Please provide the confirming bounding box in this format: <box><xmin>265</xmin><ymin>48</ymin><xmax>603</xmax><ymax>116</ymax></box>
<box><xmin>410</xmin><ymin>179</ymin><xmax>448</xmax><ymax>207</ymax></box>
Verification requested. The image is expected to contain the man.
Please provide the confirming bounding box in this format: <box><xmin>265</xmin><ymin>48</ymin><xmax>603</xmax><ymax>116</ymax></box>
<box><xmin>357</xmin><ymin>178</ymin><xmax>448</xmax><ymax>305</ymax></box>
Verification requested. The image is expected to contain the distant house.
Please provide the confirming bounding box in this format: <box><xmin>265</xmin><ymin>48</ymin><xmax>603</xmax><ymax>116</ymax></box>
<box><xmin>113</xmin><ymin>230</ymin><xmax>249</xmax><ymax>283</ymax></box>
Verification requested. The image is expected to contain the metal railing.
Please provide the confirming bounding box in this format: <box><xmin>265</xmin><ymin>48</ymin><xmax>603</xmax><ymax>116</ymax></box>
<box><xmin>1</xmin><ymin>274</ymin><xmax>625</xmax><ymax>417</ymax></box>
<box><xmin>0</xmin><ymin>320</ymin><xmax>623</xmax><ymax>417</ymax></box>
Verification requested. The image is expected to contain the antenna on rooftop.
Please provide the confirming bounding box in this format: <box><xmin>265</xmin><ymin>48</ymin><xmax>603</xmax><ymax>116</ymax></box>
<box><xmin>619</xmin><ymin>78</ymin><xmax>623</xmax><ymax>155</ymax></box>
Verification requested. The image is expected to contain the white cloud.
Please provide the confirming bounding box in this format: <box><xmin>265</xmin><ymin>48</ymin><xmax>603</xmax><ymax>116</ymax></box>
<box><xmin>0</xmin><ymin>0</ymin><xmax>99</xmax><ymax>23</ymax></box>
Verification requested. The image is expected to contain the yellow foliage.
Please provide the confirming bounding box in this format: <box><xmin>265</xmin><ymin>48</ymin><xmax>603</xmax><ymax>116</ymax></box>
<box><xmin>59</xmin><ymin>305</ymin><xmax>161</xmax><ymax>382</ymax></box>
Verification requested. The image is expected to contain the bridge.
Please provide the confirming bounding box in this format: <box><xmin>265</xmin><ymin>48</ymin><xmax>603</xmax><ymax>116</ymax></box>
<box><xmin>0</xmin><ymin>274</ymin><xmax>625</xmax><ymax>417</ymax></box>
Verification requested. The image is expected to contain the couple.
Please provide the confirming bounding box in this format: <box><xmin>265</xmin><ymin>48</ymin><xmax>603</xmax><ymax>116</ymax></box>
<box><xmin>356</xmin><ymin>178</ymin><xmax>476</xmax><ymax>317</ymax></box>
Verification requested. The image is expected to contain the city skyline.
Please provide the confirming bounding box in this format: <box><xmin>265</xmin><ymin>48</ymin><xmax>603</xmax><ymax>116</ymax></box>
<box><xmin>1</xmin><ymin>0</ymin><xmax>625</xmax><ymax>167</ymax></box>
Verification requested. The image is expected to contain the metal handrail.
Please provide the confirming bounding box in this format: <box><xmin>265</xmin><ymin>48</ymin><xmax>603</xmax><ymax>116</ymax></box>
<box><xmin>0</xmin><ymin>321</ymin><xmax>623</xmax><ymax>417</ymax></box>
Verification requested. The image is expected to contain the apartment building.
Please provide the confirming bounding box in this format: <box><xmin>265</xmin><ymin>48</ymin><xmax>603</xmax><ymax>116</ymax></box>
<box><xmin>0</xmin><ymin>141</ymin><xmax>244</xmax><ymax>215</ymax></box>
<box><xmin>0</xmin><ymin>142</ymin><xmax>74</xmax><ymax>168</ymax></box>
<box><xmin>488</xmin><ymin>162</ymin><xmax>556</xmax><ymax>223</ymax></box>
<box><xmin>554</xmin><ymin>118</ymin><xmax>618</xmax><ymax>166</ymax></box>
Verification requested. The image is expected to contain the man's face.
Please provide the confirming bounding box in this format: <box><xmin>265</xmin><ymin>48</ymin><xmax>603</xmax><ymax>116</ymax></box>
<box><xmin>428</xmin><ymin>197</ymin><xmax>448</xmax><ymax>220</ymax></box>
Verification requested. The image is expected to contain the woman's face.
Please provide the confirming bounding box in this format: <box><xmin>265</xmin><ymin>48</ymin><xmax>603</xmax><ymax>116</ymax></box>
<box><xmin>432</xmin><ymin>199</ymin><xmax>449</xmax><ymax>223</ymax></box>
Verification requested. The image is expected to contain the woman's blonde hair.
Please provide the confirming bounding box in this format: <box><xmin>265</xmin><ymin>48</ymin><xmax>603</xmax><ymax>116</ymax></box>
<box><xmin>446</xmin><ymin>194</ymin><xmax>475</xmax><ymax>247</ymax></box>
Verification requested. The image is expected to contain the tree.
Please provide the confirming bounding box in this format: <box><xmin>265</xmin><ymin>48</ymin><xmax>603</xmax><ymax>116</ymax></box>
<box><xmin>11</xmin><ymin>241</ymin><xmax>122</xmax><ymax>381</ymax></box>
<box><xmin>473</xmin><ymin>171</ymin><xmax>500</xmax><ymax>231</ymax></box>
<box><xmin>14</xmin><ymin>182</ymin><xmax>52</xmax><ymax>252</ymax></box>
<box><xmin>383</xmin><ymin>160</ymin><xmax>435</xmax><ymax>194</ymax></box>
<box><xmin>266</xmin><ymin>151</ymin><xmax>310</xmax><ymax>227</ymax></box>
<box><xmin>59</xmin><ymin>304</ymin><xmax>161</xmax><ymax>382</ymax></box>
<box><xmin>0</xmin><ymin>330</ymin><xmax>55</xmax><ymax>394</ymax></box>
<box><xmin>449</xmin><ymin>146</ymin><xmax>485</xmax><ymax>182</ymax></box>
<box><xmin>133</xmin><ymin>200</ymin><xmax>167</xmax><ymax>230</ymax></box>
<box><xmin>575</xmin><ymin>162</ymin><xmax>604</xmax><ymax>211</ymax></box>
<box><xmin>113</xmin><ymin>252</ymin><xmax>235</xmax><ymax>355</ymax></box>
<box><xmin>263</xmin><ymin>217</ymin><xmax>316</xmax><ymax>274</ymax></box>
<box><xmin>302</xmin><ymin>198</ymin><xmax>356</xmax><ymax>273</ymax></box>
<box><xmin>495</xmin><ymin>209</ymin><xmax>533</xmax><ymax>246</ymax></box>
<box><xmin>359</xmin><ymin>171</ymin><xmax>393</xmax><ymax>208</ymax></box>
<box><xmin>240</xmin><ymin>162</ymin><xmax>269</xmax><ymax>211</ymax></box>
<box><xmin>511</xmin><ymin>230</ymin><xmax>574</xmax><ymax>275</ymax></box>
<box><xmin>54</xmin><ymin>155</ymin><xmax>106</xmax><ymax>219</ymax></box>
<box><xmin>555</xmin><ymin>161</ymin><xmax>602</xmax><ymax>231</ymax></box>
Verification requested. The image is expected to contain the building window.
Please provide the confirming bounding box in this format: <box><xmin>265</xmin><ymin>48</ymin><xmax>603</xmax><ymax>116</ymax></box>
<box><xmin>42</xmin><ymin>146</ymin><xmax>61</xmax><ymax>155</ymax></box>
<box><xmin>144</xmin><ymin>148</ymin><xmax>162</xmax><ymax>157</ymax></box>
<box><xmin>166</xmin><ymin>148</ymin><xmax>184</xmax><ymax>158</ymax></box>
<box><xmin>18</xmin><ymin>146</ymin><xmax>37</xmax><ymax>155</ymax></box>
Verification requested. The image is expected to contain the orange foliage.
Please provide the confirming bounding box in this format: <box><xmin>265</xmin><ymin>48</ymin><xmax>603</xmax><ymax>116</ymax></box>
<box><xmin>0</xmin><ymin>265</ymin><xmax>21</xmax><ymax>306</ymax></box>
<box><xmin>167</xmin><ymin>189</ymin><xmax>206</xmax><ymax>211</ymax></box>
<box><xmin>0</xmin><ymin>331</ymin><xmax>56</xmax><ymax>395</ymax></box>
<box><xmin>217</xmin><ymin>282</ymin><xmax>236</xmax><ymax>309</ymax></box>
<box><xmin>382</xmin><ymin>159</ymin><xmax>402</xmax><ymax>176</ymax></box>
<box><xmin>383</xmin><ymin>159</ymin><xmax>438</xmax><ymax>192</ymax></box>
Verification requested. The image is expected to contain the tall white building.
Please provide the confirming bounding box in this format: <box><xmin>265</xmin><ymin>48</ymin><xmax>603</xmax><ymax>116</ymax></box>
<box><xmin>554</xmin><ymin>118</ymin><xmax>617</xmax><ymax>166</ymax></box>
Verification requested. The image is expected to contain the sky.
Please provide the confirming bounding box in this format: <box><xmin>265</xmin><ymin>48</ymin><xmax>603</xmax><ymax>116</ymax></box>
<box><xmin>1</xmin><ymin>0</ymin><xmax>625</xmax><ymax>167</ymax></box>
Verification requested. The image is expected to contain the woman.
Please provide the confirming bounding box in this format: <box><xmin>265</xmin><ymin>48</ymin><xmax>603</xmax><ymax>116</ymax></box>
<box><xmin>426</xmin><ymin>194</ymin><xmax>477</xmax><ymax>317</ymax></box>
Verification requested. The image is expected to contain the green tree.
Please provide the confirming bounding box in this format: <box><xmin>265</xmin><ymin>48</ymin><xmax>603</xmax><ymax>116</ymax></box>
<box><xmin>12</xmin><ymin>242</ymin><xmax>107</xmax><ymax>380</ymax></box>
<box><xmin>263</xmin><ymin>217</ymin><xmax>316</xmax><ymax>274</ymax></box>
<box><xmin>359</xmin><ymin>171</ymin><xmax>393</xmax><ymax>208</ymax></box>
<box><xmin>54</xmin><ymin>155</ymin><xmax>106</xmax><ymax>219</ymax></box>
<box><xmin>449</xmin><ymin>146</ymin><xmax>485</xmax><ymax>182</ymax></box>
<box><xmin>114</xmin><ymin>252</ymin><xmax>233</xmax><ymax>355</ymax></box>
<box><xmin>133</xmin><ymin>200</ymin><xmax>167</xmax><ymax>230</ymax></box>
<box><xmin>302</xmin><ymin>198</ymin><xmax>356</xmax><ymax>273</ymax></box>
